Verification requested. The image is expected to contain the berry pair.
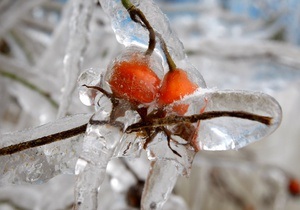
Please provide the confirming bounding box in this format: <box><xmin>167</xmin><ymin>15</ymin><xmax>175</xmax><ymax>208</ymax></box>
<box><xmin>107</xmin><ymin>50</ymin><xmax>197</xmax><ymax>115</ymax></box>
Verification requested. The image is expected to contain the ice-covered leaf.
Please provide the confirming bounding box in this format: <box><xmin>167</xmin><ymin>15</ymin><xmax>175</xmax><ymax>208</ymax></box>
<box><xmin>172</xmin><ymin>89</ymin><xmax>282</xmax><ymax>150</ymax></box>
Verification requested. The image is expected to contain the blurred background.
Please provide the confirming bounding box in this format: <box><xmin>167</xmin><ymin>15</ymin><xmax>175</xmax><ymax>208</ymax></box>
<box><xmin>0</xmin><ymin>0</ymin><xmax>300</xmax><ymax>209</ymax></box>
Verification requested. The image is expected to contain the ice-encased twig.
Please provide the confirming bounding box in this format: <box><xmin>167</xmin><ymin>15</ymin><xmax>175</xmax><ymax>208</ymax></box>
<box><xmin>57</xmin><ymin>0</ymin><xmax>93</xmax><ymax>118</ymax></box>
<box><xmin>0</xmin><ymin>113</ymin><xmax>91</xmax><ymax>184</ymax></box>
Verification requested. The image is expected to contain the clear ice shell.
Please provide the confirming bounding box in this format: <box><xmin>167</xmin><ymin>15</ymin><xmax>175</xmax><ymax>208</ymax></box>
<box><xmin>104</xmin><ymin>46</ymin><xmax>165</xmax><ymax>88</ymax></box>
<box><xmin>74</xmin><ymin>104</ymin><xmax>144</xmax><ymax>209</ymax></box>
<box><xmin>113</xmin><ymin>109</ymin><xmax>144</xmax><ymax>158</ymax></box>
<box><xmin>170</xmin><ymin>89</ymin><xmax>282</xmax><ymax>151</ymax></box>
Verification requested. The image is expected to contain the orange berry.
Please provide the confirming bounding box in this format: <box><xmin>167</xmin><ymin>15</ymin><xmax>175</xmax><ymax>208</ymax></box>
<box><xmin>158</xmin><ymin>68</ymin><xmax>198</xmax><ymax>115</ymax></box>
<box><xmin>108</xmin><ymin>54</ymin><xmax>161</xmax><ymax>104</ymax></box>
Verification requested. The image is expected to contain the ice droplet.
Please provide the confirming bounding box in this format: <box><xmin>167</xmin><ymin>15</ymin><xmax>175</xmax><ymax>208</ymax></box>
<box><xmin>78</xmin><ymin>69</ymin><xmax>101</xmax><ymax>106</ymax></box>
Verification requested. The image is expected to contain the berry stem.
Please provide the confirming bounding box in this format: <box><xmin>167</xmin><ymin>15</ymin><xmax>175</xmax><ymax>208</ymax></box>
<box><xmin>156</xmin><ymin>32</ymin><xmax>177</xmax><ymax>71</ymax></box>
<box><xmin>122</xmin><ymin>0</ymin><xmax>156</xmax><ymax>56</ymax></box>
<box><xmin>121</xmin><ymin>0</ymin><xmax>177</xmax><ymax>71</ymax></box>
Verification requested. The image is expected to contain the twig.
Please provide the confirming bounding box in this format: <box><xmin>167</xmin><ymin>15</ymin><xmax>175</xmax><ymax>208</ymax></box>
<box><xmin>0</xmin><ymin>124</ymin><xmax>87</xmax><ymax>156</ymax></box>
<box><xmin>126</xmin><ymin>111</ymin><xmax>272</xmax><ymax>133</ymax></box>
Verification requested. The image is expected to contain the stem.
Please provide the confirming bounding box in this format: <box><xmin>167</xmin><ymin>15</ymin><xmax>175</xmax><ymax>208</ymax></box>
<box><xmin>121</xmin><ymin>0</ymin><xmax>177</xmax><ymax>71</ymax></box>
<box><xmin>121</xmin><ymin>0</ymin><xmax>133</xmax><ymax>9</ymax></box>
<box><xmin>0</xmin><ymin>124</ymin><xmax>87</xmax><ymax>156</ymax></box>
<box><xmin>0</xmin><ymin>70</ymin><xmax>59</xmax><ymax>108</ymax></box>
<box><xmin>121</xmin><ymin>0</ymin><xmax>156</xmax><ymax>55</ymax></box>
<box><xmin>126</xmin><ymin>111</ymin><xmax>272</xmax><ymax>133</ymax></box>
<box><xmin>156</xmin><ymin>32</ymin><xmax>177</xmax><ymax>71</ymax></box>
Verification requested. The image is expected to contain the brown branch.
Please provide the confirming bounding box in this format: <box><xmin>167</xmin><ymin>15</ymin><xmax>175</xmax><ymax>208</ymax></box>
<box><xmin>0</xmin><ymin>124</ymin><xmax>87</xmax><ymax>156</ymax></box>
<box><xmin>126</xmin><ymin>111</ymin><xmax>273</xmax><ymax>133</ymax></box>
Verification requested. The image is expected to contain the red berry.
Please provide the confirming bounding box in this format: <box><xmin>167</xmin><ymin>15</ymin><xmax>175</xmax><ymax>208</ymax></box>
<box><xmin>288</xmin><ymin>178</ymin><xmax>300</xmax><ymax>196</ymax></box>
<box><xmin>158</xmin><ymin>68</ymin><xmax>198</xmax><ymax>115</ymax></box>
<box><xmin>108</xmin><ymin>53</ymin><xmax>161</xmax><ymax>104</ymax></box>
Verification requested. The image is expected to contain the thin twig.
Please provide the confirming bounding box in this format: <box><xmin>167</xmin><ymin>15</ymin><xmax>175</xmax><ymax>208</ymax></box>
<box><xmin>122</xmin><ymin>0</ymin><xmax>155</xmax><ymax>55</ymax></box>
<box><xmin>0</xmin><ymin>124</ymin><xmax>87</xmax><ymax>156</ymax></box>
<box><xmin>126</xmin><ymin>111</ymin><xmax>273</xmax><ymax>133</ymax></box>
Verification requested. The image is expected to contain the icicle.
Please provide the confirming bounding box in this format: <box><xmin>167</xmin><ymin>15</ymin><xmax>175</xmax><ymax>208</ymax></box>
<box><xmin>57</xmin><ymin>0</ymin><xmax>93</xmax><ymax>118</ymax></box>
<box><xmin>141</xmin><ymin>160</ymin><xmax>179</xmax><ymax>210</ymax></box>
